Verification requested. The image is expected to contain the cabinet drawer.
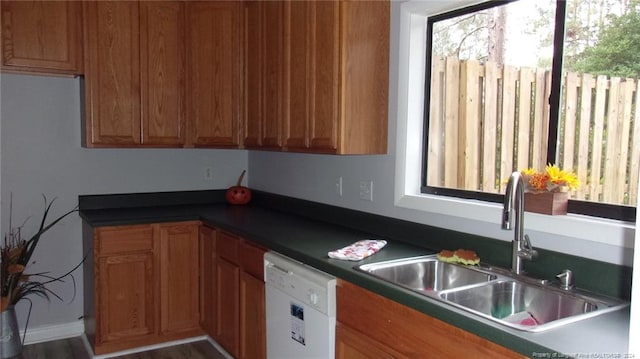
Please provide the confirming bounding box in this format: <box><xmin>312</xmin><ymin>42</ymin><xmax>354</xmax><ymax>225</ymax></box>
<box><xmin>96</xmin><ymin>225</ymin><xmax>154</xmax><ymax>255</ymax></box>
<box><xmin>218</xmin><ymin>231</ymin><xmax>240</xmax><ymax>264</ymax></box>
<box><xmin>240</xmin><ymin>241</ymin><xmax>266</xmax><ymax>279</ymax></box>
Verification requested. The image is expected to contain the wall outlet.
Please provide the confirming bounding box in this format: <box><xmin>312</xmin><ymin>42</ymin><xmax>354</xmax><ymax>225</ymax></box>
<box><xmin>204</xmin><ymin>167</ymin><xmax>213</xmax><ymax>180</ymax></box>
<box><xmin>359</xmin><ymin>181</ymin><xmax>373</xmax><ymax>201</ymax></box>
<box><xmin>335</xmin><ymin>177</ymin><xmax>343</xmax><ymax>197</ymax></box>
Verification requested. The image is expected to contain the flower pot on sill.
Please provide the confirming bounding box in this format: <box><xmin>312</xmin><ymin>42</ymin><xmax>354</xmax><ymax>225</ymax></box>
<box><xmin>524</xmin><ymin>191</ymin><xmax>568</xmax><ymax>215</ymax></box>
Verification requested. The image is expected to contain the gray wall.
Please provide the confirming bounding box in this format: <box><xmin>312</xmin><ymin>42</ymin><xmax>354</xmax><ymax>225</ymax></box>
<box><xmin>0</xmin><ymin>73</ymin><xmax>248</xmax><ymax>329</ymax></box>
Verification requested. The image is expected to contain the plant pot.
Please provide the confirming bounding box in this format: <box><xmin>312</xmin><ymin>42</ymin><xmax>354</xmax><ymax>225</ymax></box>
<box><xmin>524</xmin><ymin>191</ymin><xmax>568</xmax><ymax>215</ymax></box>
<box><xmin>0</xmin><ymin>306</ymin><xmax>22</xmax><ymax>358</ymax></box>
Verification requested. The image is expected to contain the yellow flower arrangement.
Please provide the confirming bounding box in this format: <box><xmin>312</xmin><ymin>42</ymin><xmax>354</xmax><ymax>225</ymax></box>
<box><xmin>521</xmin><ymin>164</ymin><xmax>579</xmax><ymax>193</ymax></box>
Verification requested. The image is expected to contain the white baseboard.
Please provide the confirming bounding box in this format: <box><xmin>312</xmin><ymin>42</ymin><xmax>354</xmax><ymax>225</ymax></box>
<box><xmin>22</xmin><ymin>320</ymin><xmax>85</xmax><ymax>345</ymax></box>
<box><xmin>86</xmin><ymin>335</ymin><xmax>211</xmax><ymax>359</ymax></box>
<box><xmin>23</xmin><ymin>324</ymin><xmax>232</xmax><ymax>359</ymax></box>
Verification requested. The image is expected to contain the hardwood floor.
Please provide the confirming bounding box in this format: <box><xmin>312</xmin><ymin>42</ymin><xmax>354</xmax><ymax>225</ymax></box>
<box><xmin>17</xmin><ymin>337</ymin><xmax>228</xmax><ymax>359</ymax></box>
<box><xmin>19</xmin><ymin>337</ymin><xmax>88</xmax><ymax>359</ymax></box>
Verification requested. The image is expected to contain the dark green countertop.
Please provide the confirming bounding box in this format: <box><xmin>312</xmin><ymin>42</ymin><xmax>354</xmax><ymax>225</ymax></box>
<box><xmin>79</xmin><ymin>191</ymin><xmax>631</xmax><ymax>357</ymax></box>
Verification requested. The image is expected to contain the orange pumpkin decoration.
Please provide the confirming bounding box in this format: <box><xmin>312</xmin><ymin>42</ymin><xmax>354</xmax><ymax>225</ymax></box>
<box><xmin>226</xmin><ymin>170</ymin><xmax>251</xmax><ymax>205</ymax></box>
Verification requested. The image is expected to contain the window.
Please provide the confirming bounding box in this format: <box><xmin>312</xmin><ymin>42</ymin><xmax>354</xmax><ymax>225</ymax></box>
<box><xmin>423</xmin><ymin>0</ymin><xmax>638</xmax><ymax>222</ymax></box>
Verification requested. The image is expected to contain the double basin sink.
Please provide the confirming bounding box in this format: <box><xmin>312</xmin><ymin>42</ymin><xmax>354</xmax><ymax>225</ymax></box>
<box><xmin>355</xmin><ymin>255</ymin><xmax>628</xmax><ymax>332</ymax></box>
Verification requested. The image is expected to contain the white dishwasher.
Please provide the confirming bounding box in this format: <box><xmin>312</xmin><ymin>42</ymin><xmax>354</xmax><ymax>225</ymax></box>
<box><xmin>264</xmin><ymin>251</ymin><xmax>337</xmax><ymax>359</ymax></box>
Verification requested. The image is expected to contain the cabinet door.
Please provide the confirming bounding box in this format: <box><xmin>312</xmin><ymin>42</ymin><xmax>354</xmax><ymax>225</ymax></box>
<box><xmin>311</xmin><ymin>1</ymin><xmax>340</xmax><ymax>151</ymax></box>
<box><xmin>199</xmin><ymin>226</ymin><xmax>217</xmax><ymax>337</ymax></box>
<box><xmin>140</xmin><ymin>1</ymin><xmax>186</xmax><ymax>146</ymax></box>
<box><xmin>97</xmin><ymin>252</ymin><xmax>156</xmax><ymax>345</ymax></box>
<box><xmin>1</xmin><ymin>1</ymin><xmax>82</xmax><ymax>75</ymax></box>
<box><xmin>217</xmin><ymin>257</ymin><xmax>240</xmax><ymax>358</ymax></box>
<box><xmin>244</xmin><ymin>1</ymin><xmax>262</xmax><ymax>148</ymax></box>
<box><xmin>283</xmin><ymin>1</ymin><xmax>310</xmax><ymax>150</ymax></box>
<box><xmin>336</xmin><ymin>323</ymin><xmax>402</xmax><ymax>359</ymax></box>
<box><xmin>338</xmin><ymin>1</ymin><xmax>389</xmax><ymax>154</ymax></box>
<box><xmin>83</xmin><ymin>1</ymin><xmax>141</xmax><ymax>146</ymax></box>
<box><xmin>187</xmin><ymin>1</ymin><xmax>241</xmax><ymax>147</ymax></box>
<box><xmin>158</xmin><ymin>222</ymin><xmax>200</xmax><ymax>335</ymax></box>
<box><xmin>284</xmin><ymin>1</ymin><xmax>339</xmax><ymax>152</ymax></box>
<box><xmin>240</xmin><ymin>271</ymin><xmax>266</xmax><ymax>359</ymax></box>
<box><xmin>260</xmin><ymin>1</ymin><xmax>284</xmax><ymax>148</ymax></box>
<box><xmin>239</xmin><ymin>241</ymin><xmax>266</xmax><ymax>359</ymax></box>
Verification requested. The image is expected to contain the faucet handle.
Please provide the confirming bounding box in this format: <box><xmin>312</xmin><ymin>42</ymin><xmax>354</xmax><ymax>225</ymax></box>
<box><xmin>522</xmin><ymin>234</ymin><xmax>534</xmax><ymax>250</ymax></box>
<box><xmin>519</xmin><ymin>234</ymin><xmax>538</xmax><ymax>260</ymax></box>
<box><xmin>556</xmin><ymin>269</ymin><xmax>574</xmax><ymax>289</ymax></box>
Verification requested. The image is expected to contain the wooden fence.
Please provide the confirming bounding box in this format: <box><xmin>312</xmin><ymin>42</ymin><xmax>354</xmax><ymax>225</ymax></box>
<box><xmin>428</xmin><ymin>56</ymin><xmax>640</xmax><ymax>206</ymax></box>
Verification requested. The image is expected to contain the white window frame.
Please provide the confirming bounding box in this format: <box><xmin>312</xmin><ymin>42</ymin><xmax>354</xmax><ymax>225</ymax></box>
<box><xmin>393</xmin><ymin>0</ymin><xmax>634</xmax><ymax>257</ymax></box>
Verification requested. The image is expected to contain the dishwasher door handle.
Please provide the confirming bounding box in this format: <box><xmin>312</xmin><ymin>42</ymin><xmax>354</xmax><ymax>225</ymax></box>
<box><xmin>266</xmin><ymin>262</ymin><xmax>292</xmax><ymax>275</ymax></box>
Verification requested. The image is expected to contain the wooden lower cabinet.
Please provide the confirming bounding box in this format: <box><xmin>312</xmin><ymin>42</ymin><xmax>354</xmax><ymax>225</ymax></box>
<box><xmin>87</xmin><ymin>221</ymin><xmax>202</xmax><ymax>355</ymax></box>
<box><xmin>336</xmin><ymin>323</ymin><xmax>402</xmax><ymax>359</ymax></box>
<box><xmin>239</xmin><ymin>241</ymin><xmax>266</xmax><ymax>359</ymax></box>
<box><xmin>96</xmin><ymin>250</ymin><xmax>156</xmax><ymax>347</ymax></box>
<box><xmin>158</xmin><ymin>222</ymin><xmax>201</xmax><ymax>335</ymax></box>
<box><xmin>216</xmin><ymin>255</ymin><xmax>240</xmax><ymax>356</ymax></box>
<box><xmin>212</xmin><ymin>230</ymin><xmax>266</xmax><ymax>359</ymax></box>
<box><xmin>336</xmin><ymin>280</ymin><xmax>526</xmax><ymax>359</ymax></box>
<box><xmin>199</xmin><ymin>226</ymin><xmax>217</xmax><ymax>337</ymax></box>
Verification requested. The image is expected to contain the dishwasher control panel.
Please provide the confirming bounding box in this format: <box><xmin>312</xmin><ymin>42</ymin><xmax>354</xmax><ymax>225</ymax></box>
<box><xmin>264</xmin><ymin>251</ymin><xmax>336</xmax><ymax>316</ymax></box>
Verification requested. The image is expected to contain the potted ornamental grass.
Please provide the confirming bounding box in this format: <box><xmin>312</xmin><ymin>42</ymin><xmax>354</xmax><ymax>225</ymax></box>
<box><xmin>1</xmin><ymin>196</ymin><xmax>80</xmax><ymax>358</ymax></box>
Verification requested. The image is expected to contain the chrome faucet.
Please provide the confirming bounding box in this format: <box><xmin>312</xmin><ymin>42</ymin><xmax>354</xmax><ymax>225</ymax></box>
<box><xmin>502</xmin><ymin>171</ymin><xmax>537</xmax><ymax>275</ymax></box>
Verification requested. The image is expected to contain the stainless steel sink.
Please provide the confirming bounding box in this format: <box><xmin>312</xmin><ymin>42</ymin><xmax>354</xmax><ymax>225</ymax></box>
<box><xmin>356</xmin><ymin>256</ymin><xmax>496</xmax><ymax>292</ymax></box>
<box><xmin>439</xmin><ymin>280</ymin><xmax>616</xmax><ymax>331</ymax></box>
<box><xmin>355</xmin><ymin>255</ymin><xmax>629</xmax><ymax>332</ymax></box>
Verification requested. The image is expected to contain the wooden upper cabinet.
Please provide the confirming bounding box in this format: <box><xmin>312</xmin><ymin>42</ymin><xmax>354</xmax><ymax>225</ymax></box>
<box><xmin>312</xmin><ymin>1</ymin><xmax>341</xmax><ymax>151</ymax></box>
<box><xmin>84</xmin><ymin>1</ymin><xmax>186</xmax><ymax>148</ymax></box>
<box><xmin>83</xmin><ymin>1</ymin><xmax>141</xmax><ymax>146</ymax></box>
<box><xmin>187</xmin><ymin>1</ymin><xmax>242</xmax><ymax>147</ymax></box>
<box><xmin>1</xmin><ymin>1</ymin><xmax>83</xmax><ymax>75</ymax></box>
<box><xmin>140</xmin><ymin>1</ymin><xmax>186</xmax><ymax>146</ymax></box>
<box><xmin>244</xmin><ymin>1</ymin><xmax>262</xmax><ymax>148</ymax></box>
<box><xmin>283</xmin><ymin>1</ymin><xmax>311</xmax><ymax>149</ymax></box>
<box><xmin>244</xmin><ymin>1</ymin><xmax>284</xmax><ymax>150</ymax></box>
<box><xmin>281</xmin><ymin>0</ymin><xmax>388</xmax><ymax>154</ymax></box>
<box><xmin>84</xmin><ymin>1</ymin><xmax>242</xmax><ymax>148</ymax></box>
<box><xmin>284</xmin><ymin>1</ymin><xmax>340</xmax><ymax>152</ymax></box>
<box><xmin>261</xmin><ymin>1</ymin><xmax>284</xmax><ymax>149</ymax></box>
<box><xmin>339</xmin><ymin>1</ymin><xmax>389</xmax><ymax>154</ymax></box>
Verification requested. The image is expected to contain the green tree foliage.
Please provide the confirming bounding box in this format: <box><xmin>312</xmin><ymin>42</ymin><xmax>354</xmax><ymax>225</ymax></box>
<box><xmin>570</xmin><ymin>3</ymin><xmax>640</xmax><ymax>78</ymax></box>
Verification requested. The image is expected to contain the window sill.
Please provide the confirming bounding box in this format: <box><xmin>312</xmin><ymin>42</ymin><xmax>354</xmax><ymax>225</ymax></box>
<box><xmin>395</xmin><ymin>192</ymin><xmax>634</xmax><ymax>250</ymax></box>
